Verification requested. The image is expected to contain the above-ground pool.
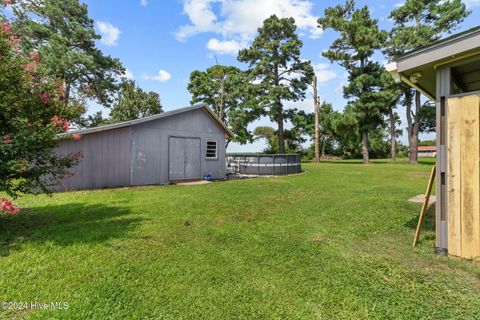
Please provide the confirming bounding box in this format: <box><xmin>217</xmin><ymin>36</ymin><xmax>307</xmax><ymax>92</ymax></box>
<box><xmin>227</xmin><ymin>154</ymin><xmax>301</xmax><ymax>175</ymax></box>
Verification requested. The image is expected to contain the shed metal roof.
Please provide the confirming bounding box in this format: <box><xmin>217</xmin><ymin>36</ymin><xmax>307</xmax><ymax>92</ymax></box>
<box><xmin>418</xmin><ymin>146</ymin><xmax>436</xmax><ymax>152</ymax></box>
<box><xmin>61</xmin><ymin>103</ymin><xmax>234</xmax><ymax>139</ymax></box>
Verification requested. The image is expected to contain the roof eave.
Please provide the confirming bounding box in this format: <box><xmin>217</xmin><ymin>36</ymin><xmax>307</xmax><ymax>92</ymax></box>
<box><xmin>58</xmin><ymin>103</ymin><xmax>234</xmax><ymax>139</ymax></box>
<box><xmin>396</xmin><ymin>26</ymin><xmax>480</xmax><ymax>62</ymax></box>
<box><xmin>200</xmin><ymin>107</ymin><xmax>235</xmax><ymax>139</ymax></box>
<box><xmin>385</xmin><ymin>61</ymin><xmax>436</xmax><ymax>100</ymax></box>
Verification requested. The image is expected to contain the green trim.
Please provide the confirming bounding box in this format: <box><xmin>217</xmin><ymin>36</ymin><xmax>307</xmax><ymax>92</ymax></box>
<box><xmin>434</xmin><ymin>51</ymin><xmax>480</xmax><ymax>70</ymax></box>
<box><xmin>399</xmin><ymin>75</ymin><xmax>435</xmax><ymax>101</ymax></box>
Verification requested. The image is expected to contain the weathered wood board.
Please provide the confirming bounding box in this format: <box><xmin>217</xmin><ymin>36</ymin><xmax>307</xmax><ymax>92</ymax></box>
<box><xmin>447</xmin><ymin>98</ymin><xmax>462</xmax><ymax>256</ymax></box>
<box><xmin>447</xmin><ymin>95</ymin><xmax>480</xmax><ymax>259</ymax></box>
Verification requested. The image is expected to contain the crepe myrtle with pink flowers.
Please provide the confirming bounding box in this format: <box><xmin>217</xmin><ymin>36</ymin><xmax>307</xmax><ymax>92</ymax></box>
<box><xmin>0</xmin><ymin>18</ymin><xmax>80</xmax><ymax>214</ymax></box>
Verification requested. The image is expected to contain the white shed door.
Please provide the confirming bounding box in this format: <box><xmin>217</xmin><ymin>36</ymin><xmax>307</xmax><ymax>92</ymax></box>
<box><xmin>168</xmin><ymin>137</ymin><xmax>201</xmax><ymax>181</ymax></box>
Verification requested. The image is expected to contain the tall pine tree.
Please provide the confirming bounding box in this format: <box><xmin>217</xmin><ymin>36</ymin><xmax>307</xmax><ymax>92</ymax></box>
<box><xmin>388</xmin><ymin>0</ymin><xmax>469</xmax><ymax>163</ymax></box>
<box><xmin>10</xmin><ymin>0</ymin><xmax>124</xmax><ymax>116</ymax></box>
<box><xmin>318</xmin><ymin>0</ymin><xmax>387</xmax><ymax>164</ymax></box>
<box><xmin>238</xmin><ymin>15</ymin><xmax>314</xmax><ymax>153</ymax></box>
<box><xmin>379</xmin><ymin>70</ymin><xmax>402</xmax><ymax>163</ymax></box>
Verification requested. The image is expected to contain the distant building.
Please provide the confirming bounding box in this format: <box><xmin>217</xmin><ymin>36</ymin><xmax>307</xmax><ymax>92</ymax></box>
<box><xmin>417</xmin><ymin>146</ymin><xmax>436</xmax><ymax>158</ymax></box>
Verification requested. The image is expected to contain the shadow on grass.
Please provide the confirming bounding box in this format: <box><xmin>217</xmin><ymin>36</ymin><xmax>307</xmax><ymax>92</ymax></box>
<box><xmin>0</xmin><ymin>203</ymin><xmax>142</xmax><ymax>257</ymax></box>
<box><xmin>309</xmin><ymin>159</ymin><xmax>436</xmax><ymax>166</ymax></box>
<box><xmin>404</xmin><ymin>205</ymin><xmax>436</xmax><ymax>232</ymax></box>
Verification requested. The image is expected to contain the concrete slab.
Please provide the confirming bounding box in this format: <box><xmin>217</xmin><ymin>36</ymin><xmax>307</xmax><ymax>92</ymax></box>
<box><xmin>408</xmin><ymin>194</ymin><xmax>436</xmax><ymax>207</ymax></box>
<box><xmin>174</xmin><ymin>180</ymin><xmax>212</xmax><ymax>186</ymax></box>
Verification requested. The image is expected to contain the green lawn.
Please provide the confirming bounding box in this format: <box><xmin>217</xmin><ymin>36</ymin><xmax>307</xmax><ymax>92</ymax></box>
<box><xmin>1</xmin><ymin>161</ymin><xmax>479</xmax><ymax>319</ymax></box>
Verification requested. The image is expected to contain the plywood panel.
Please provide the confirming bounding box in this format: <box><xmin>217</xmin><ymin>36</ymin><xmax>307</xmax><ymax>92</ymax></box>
<box><xmin>460</xmin><ymin>96</ymin><xmax>480</xmax><ymax>259</ymax></box>
<box><xmin>447</xmin><ymin>98</ymin><xmax>462</xmax><ymax>256</ymax></box>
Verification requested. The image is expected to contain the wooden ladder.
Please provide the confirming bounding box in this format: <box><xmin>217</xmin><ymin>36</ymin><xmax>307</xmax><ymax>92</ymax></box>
<box><xmin>413</xmin><ymin>165</ymin><xmax>436</xmax><ymax>247</ymax></box>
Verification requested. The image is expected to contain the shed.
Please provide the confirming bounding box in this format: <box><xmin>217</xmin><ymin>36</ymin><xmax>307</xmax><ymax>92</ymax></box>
<box><xmin>386</xmin><ymin>26</ymin><xmax>480</xmax><ymax>259</ymax></box>
<box><xmin>54</xmin><ymin>104</ymin><xmax>234</xmax><ymax>191</ymax></box>
<box><xmin>417</xmin><ymin>146</ymin><xmax>437</xmax><ymax>158</ymax></box>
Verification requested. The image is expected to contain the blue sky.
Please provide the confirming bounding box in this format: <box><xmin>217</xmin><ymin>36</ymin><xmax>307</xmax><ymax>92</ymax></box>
<box><xmin>82</xmin><ymin>0</ymin><xmax>480</xmax><ymax>152</ymax></box>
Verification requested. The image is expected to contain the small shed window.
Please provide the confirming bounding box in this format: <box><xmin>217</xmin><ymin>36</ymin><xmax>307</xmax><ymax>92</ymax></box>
<box><xmin>206</xmin><ymin>141</ymin><xmax>217</xmax><ymax>159</ymax></box>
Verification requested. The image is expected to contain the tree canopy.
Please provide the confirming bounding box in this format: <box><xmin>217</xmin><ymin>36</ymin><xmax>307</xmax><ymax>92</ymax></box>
<box><xmin>388</xmin><ymin>0</ymin><xmax>469</xmax><ymax>57</ymax></box>
<box><xmin>188</xmin><ymin>65</ymin><xmax>261</xmax><ymax>144</ymax></box>
<box><xmin>238</xmin><ymin>15</ymin><xmax>314</xmax><ymax>153</ymax></box>
<box><xmin>387</xmin><ymin>0</ymin><xmax>469</xmax><ymax>163</ymax></box>
<box><xmin>0</xmin><ymin>19</ymin><xmax>80</xmax><ymax>205</ymax></box>
<box><xmin>110</xmin><ymin>80</ymin><xmax>163</xmax><ymax>123</ymax></box>
<box><xmin>318</xmin><ymin>0</ymin><xmax>387</xmax><ymax>164</ymax></box>
<box><xmin>10</xmin><ymin>0</ymin><xmax>125</xmax><ymax>114</ymax></box>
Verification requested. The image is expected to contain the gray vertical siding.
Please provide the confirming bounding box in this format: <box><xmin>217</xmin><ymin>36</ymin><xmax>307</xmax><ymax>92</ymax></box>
<box><xmin>53</xmin><ymin>127</ymin><xmax>132</xmax><ymax>191</ymax></box>
<box><xmin>54</xmin><ymin>107</ymin><xmax>228</xmax><ymax>191</ymax></box>
<box><xmin>131</xmin><ymin>108</ymin><xmax>226</xmax><ymax>185</ymax></box>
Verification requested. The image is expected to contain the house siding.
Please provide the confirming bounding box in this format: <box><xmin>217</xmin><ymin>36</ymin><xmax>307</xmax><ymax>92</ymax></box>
<box><xmin>53</xmin><ymin>107</ymin><xmax>227</xmax><ymax>191</ymax></box>
<box><xmin>53</xmin><ymin>127</ymin><xmax>132</xmax><ymax>191</ymax></box>
<box><xmin>131</xmin><ymin>108</ymin><xmax>226</xmax><ymax>185</ymax></box>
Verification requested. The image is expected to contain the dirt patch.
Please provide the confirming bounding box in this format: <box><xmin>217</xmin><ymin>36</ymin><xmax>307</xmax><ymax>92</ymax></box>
<box><xmin>311</xmin><ymin>234</ymin><xmax>325</xmax><ymax>243</ymax></box>
<box><xmin>174</xmin><ymin>180</ymin><xmax>212</xmax><ymax>186</ymax></box>
<box><xmin>408</xmin><ymin>194</ymin><xmax>436</xmax><ymax>207</ymax></box>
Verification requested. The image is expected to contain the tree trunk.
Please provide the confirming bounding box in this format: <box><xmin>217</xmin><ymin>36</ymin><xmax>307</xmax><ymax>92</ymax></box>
<box><xmin>273</xmin><ymin>63</ymin><xmax>286</xmax><ymax>154</ymax></box>
<box><xmin>389</xmin><ymin>107</ymin><xmax>397</xmax><ymax>163</ymax></box>
<box><xmin>321</xmin><ymin>137</ymin><xmax>326</xmax><ymax>158</ymax></box>
<box><xmin>64</xmin><ymin>81</ymin><xmax>71</xmax><ymax>106</ymax></box>
<box><xmin>277</xmin><ymin>105</ymin><xmax>286</xmax><ymax>154</ymax></box>
<box><xmin>361</xmin><ymin>130</ymin><xmax>369</xmax><ymax>164</ymax></box>
<box><xmin>313</xmin><ymin>76</ymin><xmax>320</xmax><ymax>163</ymax></box>
<box><xmin>407</xmin><ymin>90</ymin><xmax>421</xmax><ymax>164</ymax></box>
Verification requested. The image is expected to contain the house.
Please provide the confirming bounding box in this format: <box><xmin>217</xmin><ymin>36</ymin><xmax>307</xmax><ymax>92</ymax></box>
<box><xmin>53</xmin><ymin>104</ymin><xmax>234</xmax><ymax>191</ymax></box>
<box><xmin>417</xmin><ymin>146</ymin><xmax>437</xmax><ymax>158</ymax></box>
<box><xmin>386</xmin><ymin>26</ymin><xmax>480</xmax><ymax>259</ymax></box>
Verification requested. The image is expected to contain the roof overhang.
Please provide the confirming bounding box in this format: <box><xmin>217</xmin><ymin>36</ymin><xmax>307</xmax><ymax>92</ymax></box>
<box><xmin>386</xmin><ymin>26</ymin><xmax>480</xmax><ymax>100</ymax></box>
<box><xmin>59</xmin><ymin>104</ymin><xmax>235</xmax><ymax>140</ymax></box>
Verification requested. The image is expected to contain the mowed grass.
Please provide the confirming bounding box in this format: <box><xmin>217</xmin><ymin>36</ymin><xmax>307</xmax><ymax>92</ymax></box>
<box><xmin>1</xmin><ymin>161</ymin><xmax>480</xmax><ymax>319</ymax></box>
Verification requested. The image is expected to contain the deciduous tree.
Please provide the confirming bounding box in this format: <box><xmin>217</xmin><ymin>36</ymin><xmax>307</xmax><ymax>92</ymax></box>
<box><xmin>188</xmin><ymin>65</ymin><xmax>261</xmax><ymax>144</ymax></box>
<box><xmin>0</xmin><ymin>19</ymin><xmax>80</xmax><ymax>208</ymax></box>
<box><xmin>110</xmin><ymin>80</ymin><xmax>162</xmax><ymax>123</ymax></box>
<box><xmin>79</xmin><ymin>111</ymin><xmax>107</xmax><ymax>128</ymax></box>
<box><xmin>253</xmin><ymin>126</ymin><xmax>277</xmax><ymax>153</ymax></box>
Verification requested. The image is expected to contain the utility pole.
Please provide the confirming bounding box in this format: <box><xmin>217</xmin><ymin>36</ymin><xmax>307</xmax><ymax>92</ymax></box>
<box><xmin>313</xmin><ymin>76</ymin><xmax>320</xmax><ymax>163</ymax></box>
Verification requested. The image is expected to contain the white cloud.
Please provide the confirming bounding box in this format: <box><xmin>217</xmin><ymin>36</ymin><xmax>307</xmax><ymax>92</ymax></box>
<box><xmin>140</xmin><ymin>0</ymin><xmax>148</xmax><ymax>6</ymax></box>
<box><xmin>124</xmin><ymin>69</ymin><xmax>134</xmax><ymax>80</ymax></box>
<box><xmin>96</xmin><ymin>21</ymin><xmax>121</xmax><ymax>46</ymax></box>
<box><xmin>206</xmin><ymin>38</ymin><xmax>244</xmax><ymax>55</ymax></box>
<box><xmin>335</xmin><ymin>72</ymin><xmax>349</xmax><ymax>94</ymax></box>
<box><xmin>285</xmin><ymin>99</ymin><xmax>315</xmax><ymax>113</ymax></box>
<box><xmin>145</xmin><ymin>70</ymin><xmax>172</xmax><ymax>82</ymax></box>
<box><xmin>314</xmin><ymin>63</ymin><xmax>337</xmax><ymax>83</ymax></box>
<box><xmin>176</xmin><ymin>0</ymin><xmax>322</xmax><ymax>43</ymax></box>
<box><xmin>176</xmin><ymin>0</ymin><xmax>219</xmax><ymax>40</ymax></box>
<box><xmin>463</xmin><ymin>0</ymin><xmax>480</xmax><ymax>7</ymax></box>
